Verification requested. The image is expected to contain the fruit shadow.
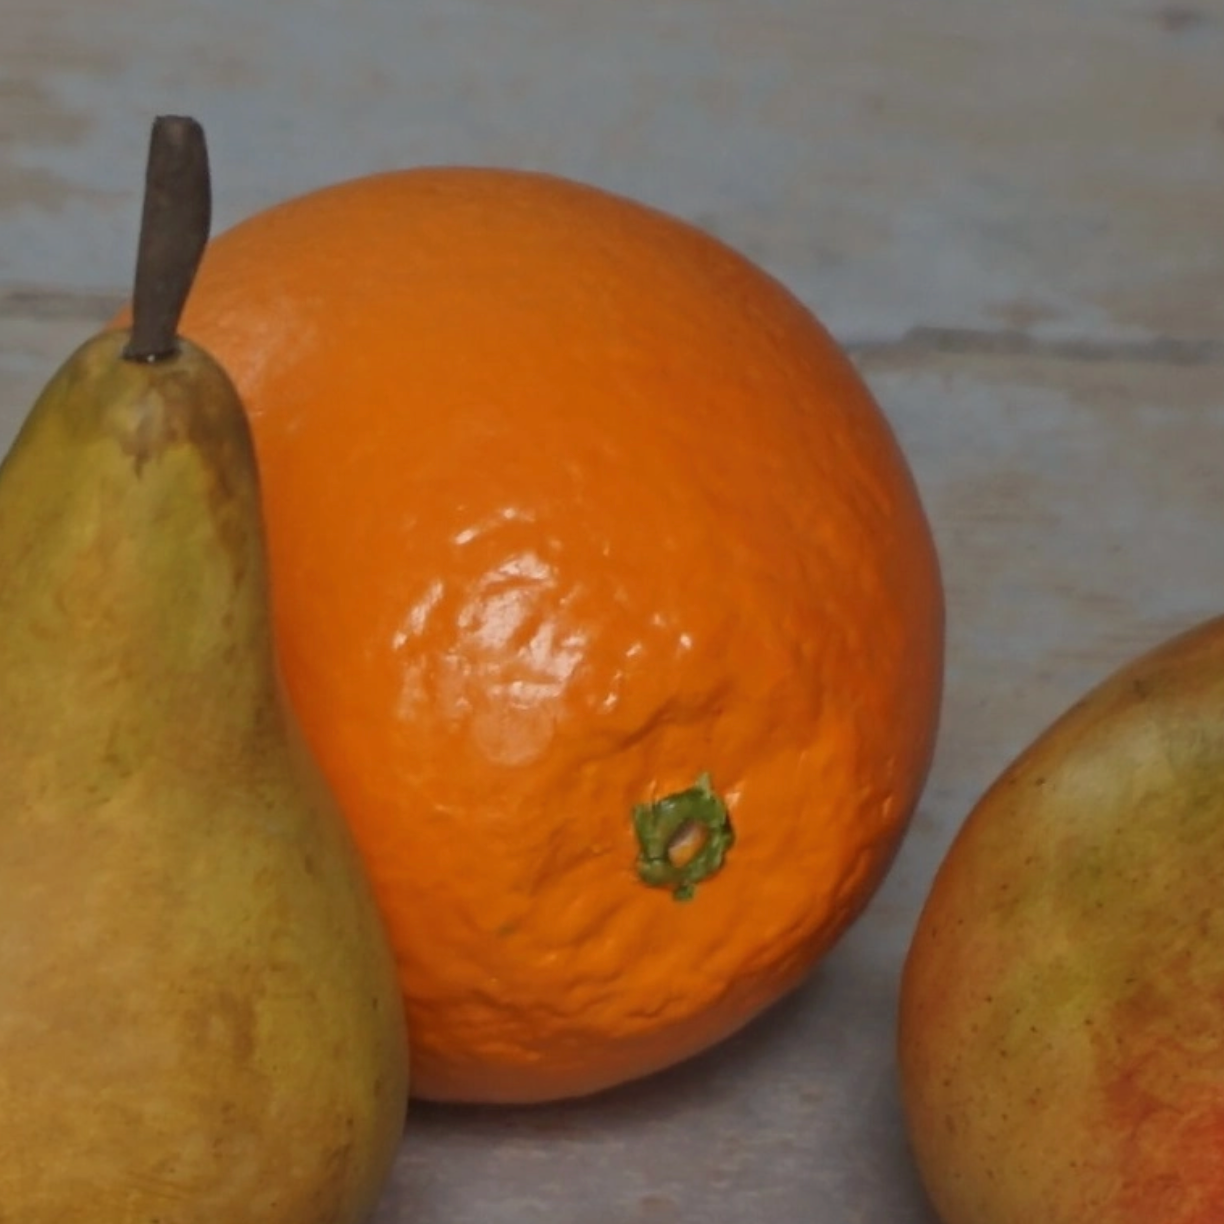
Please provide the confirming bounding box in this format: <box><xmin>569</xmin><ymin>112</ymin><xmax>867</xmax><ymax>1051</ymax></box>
<box><xmin>386</xmin><ymin>964</ymin><xmax>822</xmax><ymax>1194</ymax></box>
<box><xmin>378</xmin><ymin>956</ymin><xmax>942</xmax><ymax>1221</ymax></box>
<box><xmin>375</xmin><ymin>982</ymin><xmax>827</xmax><ymax>1219</ymax></box>
<box><xmin>404</xmin><ymin>967</ymin><xmax>824</xmax><ymax>1141</ymax></box>
<box><xmin>377</xmin><ymin>982</ymin><xmax>820</xmax><ymax>1218</ymax></box>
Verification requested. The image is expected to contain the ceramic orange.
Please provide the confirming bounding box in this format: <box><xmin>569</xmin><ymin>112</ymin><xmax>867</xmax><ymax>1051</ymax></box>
<box><xmin>121</xmin><ymin>167</ymin><xmax>944</xmax><ymax>1103</ymax></box>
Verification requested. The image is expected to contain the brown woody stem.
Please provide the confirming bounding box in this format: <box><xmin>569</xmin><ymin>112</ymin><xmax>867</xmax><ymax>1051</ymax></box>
<box><xmin>123</xmin><ymin>115</ymin><xmax>212</xmax><ymax>363</ymax></box>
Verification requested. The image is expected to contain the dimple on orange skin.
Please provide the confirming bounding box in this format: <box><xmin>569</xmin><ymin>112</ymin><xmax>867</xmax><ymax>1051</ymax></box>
<box><xmin>119</xmin><ymin>167</ymin><xmax>945</xmax><ymax>1103</ymax></box>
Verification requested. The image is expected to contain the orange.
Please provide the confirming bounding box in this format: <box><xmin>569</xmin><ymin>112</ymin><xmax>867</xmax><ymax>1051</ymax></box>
<box><xmin>135</xmin><ymin>167</ymin><xmax>944</xmax><ymax>1103</ymax></box>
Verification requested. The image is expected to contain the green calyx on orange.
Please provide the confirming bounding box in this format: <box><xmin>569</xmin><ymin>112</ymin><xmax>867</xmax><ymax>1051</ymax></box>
<box><xmin>633</xmin><ymin>772</ymin><xmax>735</xmax><ymax>902</ymax></box>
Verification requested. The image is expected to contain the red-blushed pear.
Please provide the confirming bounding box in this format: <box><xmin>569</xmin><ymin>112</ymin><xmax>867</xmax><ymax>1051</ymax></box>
<box><xmin>899</xmin><ymin>613</ymin><xmax>1224</xmax><ymax>1224</ymax></box>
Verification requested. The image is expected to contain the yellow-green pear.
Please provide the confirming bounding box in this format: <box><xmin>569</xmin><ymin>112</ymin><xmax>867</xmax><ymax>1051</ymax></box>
<box><xmin>899</xmin><ymin>613</ymin><xmax>1224</xmax><ymax>1224</ymax></box>
<box><xmin>0</xmin><ymin>116</ymin><xmax>409</xmax><ymax>1223</ymax></box>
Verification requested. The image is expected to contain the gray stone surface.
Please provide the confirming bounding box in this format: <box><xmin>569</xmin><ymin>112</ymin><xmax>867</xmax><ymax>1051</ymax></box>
<box><xmin>2</xmin><ymin>2</ymin><xmax>1223</xmax><ymax>1221</ymax></box>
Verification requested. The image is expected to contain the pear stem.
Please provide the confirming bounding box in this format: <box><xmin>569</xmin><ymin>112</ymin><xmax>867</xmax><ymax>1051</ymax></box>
<box><xmin>123</xmin><ymin>115</ymin><xmax>212</xmax><ymax>364</ymax></box>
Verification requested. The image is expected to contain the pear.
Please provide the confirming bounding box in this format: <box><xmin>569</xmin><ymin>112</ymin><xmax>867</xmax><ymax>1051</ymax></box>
<box><xmin>0</xmin><ymin>116</ymin><xmax>409</xmax><ymax>1223</ymax></box>
<box><xmin>898</xmin><ymin>613</ymin><xmax>1224</xmax><ymax>1224</ymax></box>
